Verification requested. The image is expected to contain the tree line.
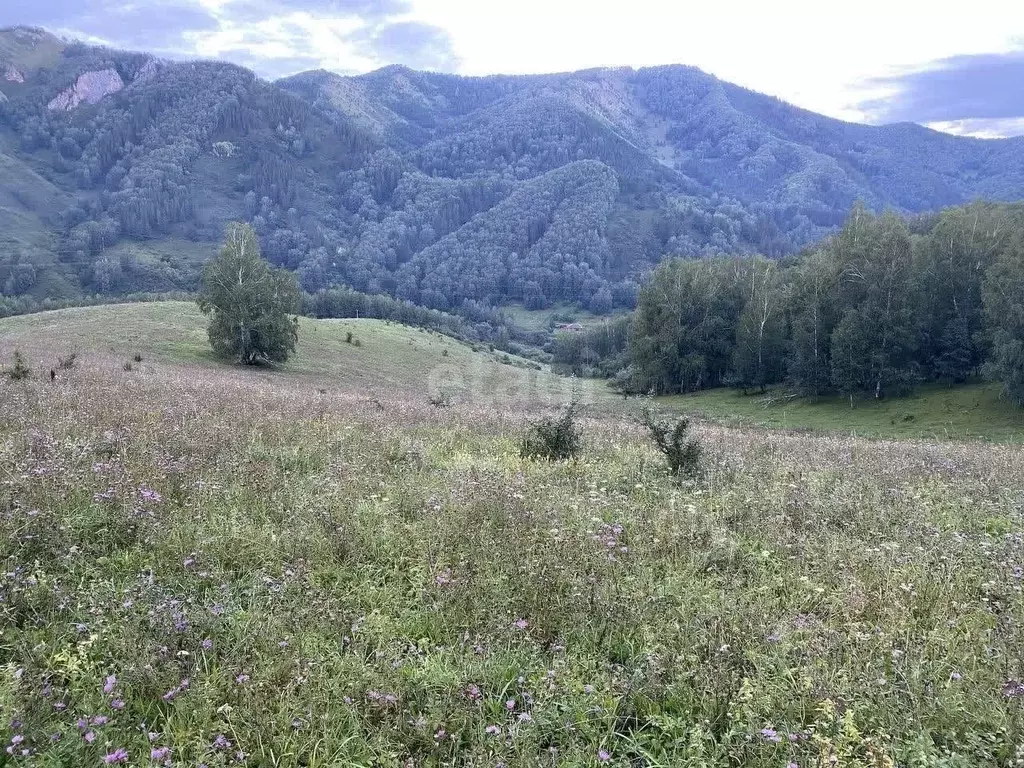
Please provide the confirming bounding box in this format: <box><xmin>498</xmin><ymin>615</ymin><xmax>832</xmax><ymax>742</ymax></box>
<box><xmin>554</xmin><ymin>202</ymin><xmax>1024</xmax><ymax>406</ymax></box>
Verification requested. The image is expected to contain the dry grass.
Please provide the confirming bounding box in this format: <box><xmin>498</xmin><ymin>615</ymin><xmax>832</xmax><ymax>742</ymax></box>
<box><xmin>1</xmin><ymin>307</ymin><xmax>1024</xmax><ymax>766</ymax></box>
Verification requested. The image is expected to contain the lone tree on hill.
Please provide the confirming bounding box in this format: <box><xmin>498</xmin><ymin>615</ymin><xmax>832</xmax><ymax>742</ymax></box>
<box><xmin>198</xmin><ymin>222</ymin><xmax>301</xmax><ymax>366</ymax></box>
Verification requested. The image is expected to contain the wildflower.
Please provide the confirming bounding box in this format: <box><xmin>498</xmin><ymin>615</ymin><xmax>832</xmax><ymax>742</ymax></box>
<box><xmin>512</xmin><ymin>618</ymin><xmax>528</xmax><ymax>630</ymax></box>
<box><xmin>505</xmin><ymin>698</ymin><xmax>516</xmax><ymax>711</ymax></box>
<box><xmin>76</xmin><ymin>719</ymin><xmax>88</xmax><ymax>730</ymax></box>
<box><xmin>111</xmin><ymin>699</ymin><xmax>125</xmax><ymax>710</ymax></box>
<box><xmin>10</xmin><ymin>735</ymin><xmax>24</xmax><ymax>746</ymax></box>
<box><xmin>950</xmin><ymin>671</ymin><xmax>963</xmax><ymax>681</ymax></box>
<box><xmin>103</xmin><ymin>675</ymin><xmax>117</xmax><ymax>694</ymax></box>
<box><xmin>517</xmin><ymin>712</ymin><xmax>533</xmax><ymax>722</ymax></box>
<box><xmin>151</xmin><ymin>746</ymin><xmax>171</xmax><ymax>761</ymax></box>
<box><xmin>213</xmin><ymin>734</ymin><xmax>232</xmax><ymax>750</ymax></box>
<box><xmin>139</xmin><ymin>487</ymin><xmax>162</xmax><ymax>503</ymax></box>
<box><xmin>1003</xmin><ymin>680</ymin><xmax>1024</xmax><ymax>698</ymax></box>
<box><xmin>235</xmin><ymin>674</ymin><xmax>250</xmax><ymax>684</ymax></box>
<box><xmin>583</xmin><ymin>684</ymin><xmax>595</xmax><ymax>694</ymax></box>
<box><xmin>202</xmin><ymin>638</ymin><xmax>213</xmax><ymax>650</ymax></box>
<box><xmin>103</xmin><ymin>749</ymin><xmax>129</xmax><ymax>764</ymax></box>
<box><xmin>760</xmin><ymin>727</ymin><xmax>782</xmax><ymax>743</ymax></box>
<box><xmin>278</xmin><ymin>640</ymin><xmax>289</xmax><ymax>648</ymax></box>
<box><xmin>485</xmin><ymin>725</ymin><xmax>501</xmax><ymax>736</ymax></box>
<box><xmin>84</xmin><ymin>731</ymin><xmax>96</xmax><ymax>744</ymax></box>
<box><xmin>92</xmin><ymin>715</ymin><xmax>109</xmax><ymax>726</ymax></box>
<box><xmin>434</xmin><ymin>728</ymin><xmax>446</xmax><ymax>740</ymax></box>
<box><xmin>598</xmin><ymin>749</ymin><xmax>611</xmax><ymax>762</ymax></box>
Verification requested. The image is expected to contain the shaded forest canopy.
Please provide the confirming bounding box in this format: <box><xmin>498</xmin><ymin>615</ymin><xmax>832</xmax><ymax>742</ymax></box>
<box><xmin>553</xmin><ymin>202</ymin><xmax>1024</xmax><ymax>406</ymax></box>
<box><xmin>3</xmin><ymin>26</ymin><xmax>1024</xmax><ymax>326</ymax></box>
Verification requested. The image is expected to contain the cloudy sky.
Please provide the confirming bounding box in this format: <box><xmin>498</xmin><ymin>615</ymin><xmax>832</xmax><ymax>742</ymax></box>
<box><xmin>6</xmin><ymin>0</ymin><xmax>1024</xmax><ymax>136</ymax></box>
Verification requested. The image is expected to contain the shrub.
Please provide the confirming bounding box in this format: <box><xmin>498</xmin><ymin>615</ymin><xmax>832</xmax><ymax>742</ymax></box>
<box><xmin>7</xmin><ymin>350</ymin><xmax>31</xmax><ymax>381</ymax></box>
<box><xmin>56</xmin><ymin>352</ymin><xmax>78</xmax><ymax>370</ymax></box>
<box><xmin>132</xmin><ymin>353</ymin><xmax>143</xmax><ymax>363</ymax></box>
<box><xmin>429</xmin><ymin>391</ymin><xmax>453</xmax><ymax>408</ymax></box>
<box><xmin>345</xmin><ymin>331</ymin><xmax>353</xmax><ymax>344</ymax></box>
<box><xmin>520</xmin><ymin>399</ymin><xmax>584</xmax><ymax>461</ymax></box>
<box><xmin>638</xmin><ymin>406</ymin><xmax>702</xmax><ymax>477</ymax></box>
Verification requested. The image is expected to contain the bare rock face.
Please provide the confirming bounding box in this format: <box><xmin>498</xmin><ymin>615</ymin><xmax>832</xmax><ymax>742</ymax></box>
<box><xmin>134</xmin><ymin>58</ymin><xmax>159</xmax><ymax>84</ymax></box>
<box><xmin>47</xmin><ymin>68</ymin><xmax>124</xmax><ymax>111</ymax></box>
<box><xmin>4</xmin><ymin>64</ymin><xmax>25</xmax><ymax>83</ymax></box>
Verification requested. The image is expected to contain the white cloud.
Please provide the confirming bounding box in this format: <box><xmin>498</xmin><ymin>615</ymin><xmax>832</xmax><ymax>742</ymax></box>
<box><xmin>404</xmin><ymin>0</ymin><xmax>1024</xmax><ymax>131</ymax></box>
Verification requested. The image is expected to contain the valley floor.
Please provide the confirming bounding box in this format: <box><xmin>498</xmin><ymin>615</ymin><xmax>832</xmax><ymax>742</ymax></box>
<box><xmin>2</xmin><ymin>305</ymin><xmax>1024</xmax><ymax>766</ymax></box>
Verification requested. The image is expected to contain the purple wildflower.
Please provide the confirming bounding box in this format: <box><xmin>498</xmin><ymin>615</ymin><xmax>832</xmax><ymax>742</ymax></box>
<box><xmin>201</xmin><ymin>638</ymin><xmax>213</xmax><ymax>650</ymax></box>
<box><xmin>512</xmin><ymin>618</ymin><xmax>528</xmax><ymax>630</ymax></box>
<box><xmin>84</xmin><ymin>731</ymin><xmax>96</xmax><ymax>744</ymax></box>
<box><xmin>235</xmin><ymin>674</ymin><xmax>250</xmax><ymax>684</ymax></box>
<box><xmin>111</xmin><ymin>699</ymin><xmax>125</xmax><ymax>710</ymax></box>
<box><xmin>485</xmin><ymin>725</ymin><xmax>501</xmax><ymax>736</ymax></box>
<box><xmin>598</xmin><ymin>749</ymin><xmax>611</xmax><ymax>762</ymax></box>
<box><xmin>103</xmin><ymin>748</ymin><xmax>129</xmax><ymax>764</ymax></box>
<box><xmin>760</xmin><ymin>727</ymin><xmax>782</xmax><ymax>743</ymax></box>
<box><xmin>103</xmin><ymin>675</ymin><xmax>117</xmax><ymax>694</ymax></box>
<box><xmin>139</xmin><ymin>487</ymin><xmax>162</xmax><ymax>503</ymax></box>
<box><xmin>151</xmin><ymin>746</ymin><xmax>171</xmax><ymax>761</ymax></box>
<box><xmin>1003</xmin><ymin>680</ymin><xmax>1024</xmax><ymax>698</ymax></box>
<box><xmin>92</xmin><ymin>715</ymin><xmax>109</xmax><ymax>726</ymax></box>
<box><xmin>213</xmin><ymin>734</ymin><xmax>231</xmax><ymax>751</ymax></box>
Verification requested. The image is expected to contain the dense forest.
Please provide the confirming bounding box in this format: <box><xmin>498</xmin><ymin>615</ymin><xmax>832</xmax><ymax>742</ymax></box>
<box><xmin>553</xmin><ymin>202</ymin><xmax>1024</xmax><ymax>406</ymax></box>
<box><xmin>4</xmin><ymin>26</ymin><xmax>1024</xmax><ymax>327</ymax></box>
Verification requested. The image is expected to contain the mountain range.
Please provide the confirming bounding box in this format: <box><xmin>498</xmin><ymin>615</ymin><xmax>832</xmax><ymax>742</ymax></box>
<box><xmin>2</xmin><ymin>25</ymin><xmax>1023</xmax><ymax>315</ymax></box>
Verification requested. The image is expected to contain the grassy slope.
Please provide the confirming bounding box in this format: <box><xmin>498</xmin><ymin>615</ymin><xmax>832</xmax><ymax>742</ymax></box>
<box><xmin>2</xmin><ymin>309</ymin><xmax>1024</xmax><ymax>766</ymax></box>
<box><xmin>658</xmin><ymin>384</ymin><xmax>1024</xmax><ymax>442</ymax></box>
<box><xmin>0</xmin><ymin>301</ymin><xmax>593</xmax><ymax>406</ymax></box>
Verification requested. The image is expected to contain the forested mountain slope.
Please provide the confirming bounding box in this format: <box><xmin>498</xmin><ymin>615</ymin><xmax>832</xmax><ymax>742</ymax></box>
<box><xmin>3</xmin><ymin>25</ymin><xmax>1024</xmax><ymax>316</ymax></box>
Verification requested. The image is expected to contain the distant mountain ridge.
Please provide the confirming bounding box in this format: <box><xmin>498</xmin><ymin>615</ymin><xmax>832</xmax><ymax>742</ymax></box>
<box><xmin>1</xmin><ymin>26</ymin><xmax>1023</xmax><ymax>315</ymax></box>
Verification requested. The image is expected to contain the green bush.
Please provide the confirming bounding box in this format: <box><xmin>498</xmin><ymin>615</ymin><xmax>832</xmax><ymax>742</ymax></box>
<box><xmin>639</xmin><ymin>406</ymin><xmax>702</xmax><ymax>477</ymax></box>
<box><xmin>520</xmin><ymin>400</ymin><xmax>584</xmax><ymax>461</ymax></box>
<box><xmin>6</xmin><ymin>350</ymin><xmax>31</xmax><ymax>381</ymax></box>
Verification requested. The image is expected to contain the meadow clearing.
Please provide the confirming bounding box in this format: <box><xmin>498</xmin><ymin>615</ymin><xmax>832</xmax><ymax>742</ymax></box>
<box><xmin>2</xmin><ymin>304</ymin><xmax>1024</xmax><ymax>767</ymax></box>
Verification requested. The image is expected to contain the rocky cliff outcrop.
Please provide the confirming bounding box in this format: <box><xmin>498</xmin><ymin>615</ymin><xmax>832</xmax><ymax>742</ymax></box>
<box><xmin>4</xmin><ymin>65</ymin><xmax>25</xmax><ymax>83</ymax></box>
<box><xmin>47</xmin><ymin>68</ymin><xmax>124</xmax><ymax>111</ymax></box>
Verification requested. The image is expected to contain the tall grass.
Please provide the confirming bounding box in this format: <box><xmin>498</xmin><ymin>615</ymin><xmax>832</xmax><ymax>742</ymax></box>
<box><xmin>1</xmin><ymin>351</ymin><xmax>1023</xmax><ymax>766</ymax></box>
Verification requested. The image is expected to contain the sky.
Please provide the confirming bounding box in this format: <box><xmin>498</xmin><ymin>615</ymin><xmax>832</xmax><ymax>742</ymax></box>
<box><xmin>5</xmin><ymin>0</ymin><xmax>1024</xmax><ymax>137</ymax></box>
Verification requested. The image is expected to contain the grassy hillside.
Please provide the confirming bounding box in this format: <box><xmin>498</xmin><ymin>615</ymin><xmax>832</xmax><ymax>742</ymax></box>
<box><xmin>0</xmin><ymin>301</ymin><xmax>591</xmax><ymax>406</ymax></box>
<box><xmin>2</xmin><ymin>307</ymin><xmax>1024</xmax><ymax>765</ymax></box>
<box><xmin>659</xmin><ymin>383</ymin><xmax>1024</xmax><ymax>442</ymax></box>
